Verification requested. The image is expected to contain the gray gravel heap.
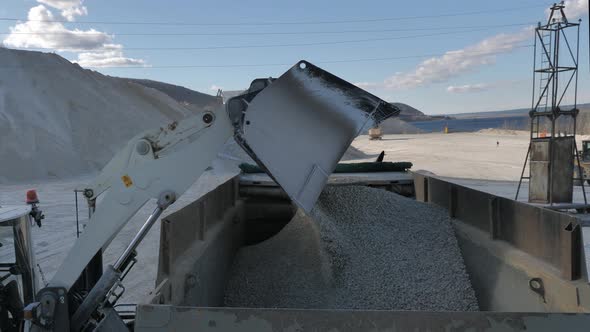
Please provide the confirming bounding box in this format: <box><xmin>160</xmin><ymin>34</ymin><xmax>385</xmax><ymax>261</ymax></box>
<box><xmin>224</xmin><ymin>185</ymin><xmax>479</xmax><ymax>311</ymax></box>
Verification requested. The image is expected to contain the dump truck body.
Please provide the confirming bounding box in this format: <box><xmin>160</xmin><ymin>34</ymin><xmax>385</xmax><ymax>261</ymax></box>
<box><xmin>133</xmin><ymin>171</ymin><xmax>590</xmax><ymax>331</ymax></box>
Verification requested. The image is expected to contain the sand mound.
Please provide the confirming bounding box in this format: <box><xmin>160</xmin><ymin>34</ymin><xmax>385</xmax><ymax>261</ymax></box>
<box><xmin>125</xmin><ymin>78</ymin><xmax>220</xmax><ymax>112</ymax></box>
<box><xmin>224</xmin><ymin>186</ymin><xmax>478</xmax><ymax>311</ymax></box>
<box><xmin>0</xmin><ymin>49</ymin><xmax>213</xmax><ymax>183</ymax></box>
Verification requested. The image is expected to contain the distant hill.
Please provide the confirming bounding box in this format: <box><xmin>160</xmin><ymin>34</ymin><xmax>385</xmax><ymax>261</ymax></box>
<box><xmin>378</xmin><ymin>118</ymin><xmax>423</xmax><ymax>134</ymax></box>
<box><xmin>449</xmin><ymin>108</ymin><xmax>529</xmax><ymax>119</ymax></box>
<box><xmin>392</xmin><ymin>102</ymin><xmax>450</xmax><ymax>122</ymax></box>
<box><xmin>370</xmin><ymin>102</ymin><xmax>426</xmax><ymax>134</ymax></box>
<box><xmin>126</xmin><ymin>78</ymin><xmax>221</xmax><ymax>111</ymax></box>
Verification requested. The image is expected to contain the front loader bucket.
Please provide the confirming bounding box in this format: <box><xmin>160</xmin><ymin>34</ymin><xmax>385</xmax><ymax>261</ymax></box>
<box><xmin>227</xmin><ymin>60</ymin><xmax>400</xmax><ymax>212</ymax></box>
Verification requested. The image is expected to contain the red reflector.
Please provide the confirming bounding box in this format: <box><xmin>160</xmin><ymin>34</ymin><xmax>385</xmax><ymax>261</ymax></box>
<box><xmin>26</xmin><ymin>189</ymin><xmax>39</xmax><ymax>204</ymax></box>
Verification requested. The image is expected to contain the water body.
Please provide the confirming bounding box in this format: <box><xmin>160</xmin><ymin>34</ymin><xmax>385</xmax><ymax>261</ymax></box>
<box><xmin>411</xmin><ymin>115</ymin><xmax>528</xmax><ymax>133</ymax></box>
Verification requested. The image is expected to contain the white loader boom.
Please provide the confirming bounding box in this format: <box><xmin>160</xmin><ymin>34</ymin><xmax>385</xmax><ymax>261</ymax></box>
<box><xmin>51</xmin><ymin>110</ymin><xmax>232</xmax><ymax>291</ymax></box>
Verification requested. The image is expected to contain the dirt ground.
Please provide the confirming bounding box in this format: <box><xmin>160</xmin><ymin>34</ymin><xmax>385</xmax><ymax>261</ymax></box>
<box><xmin>352</xmin><ymin>130</ymin><xmax>589</xmax><ymax>181</ymax></box>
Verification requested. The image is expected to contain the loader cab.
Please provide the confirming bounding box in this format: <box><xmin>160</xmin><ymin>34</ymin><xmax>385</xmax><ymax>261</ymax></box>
<box><xmin>0</xmin><ymin>206</ymin><xmax>38</xmax><ymax>330</ymax></box>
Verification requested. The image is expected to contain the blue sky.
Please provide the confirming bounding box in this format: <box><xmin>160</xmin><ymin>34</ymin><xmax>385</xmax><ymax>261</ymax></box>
<box><xmin>1</xmin><ymin>0</ymin><xmax>589</xmax><ymax>114</ymax></box>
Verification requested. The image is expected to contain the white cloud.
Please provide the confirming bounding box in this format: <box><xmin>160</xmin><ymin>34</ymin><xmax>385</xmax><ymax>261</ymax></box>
<box><xmin>354</xmin><ymin>82</ymin><xmax>379</xmax><ymax>89</ymax></box>
<box><xmin>351</xmin><ymin>2</ymin><xmax>586</xmax><ymax>92</ymax></box>
<box><xmin>446</xmin><ymin>83</ymin><xmax>490</xmax><ymax>94</ymax></box>
<box><xmin>546</xmin><ymin>0</ymin><xmax>588</xmax><ymax>21</ymax></box>
<box><xmin>2</xmin><ymin>4</ymin><xmax>144</xmax><ymax>68</ymax></box>
<box><xmin>447</xmin><ymin>79</ymin><xmax>527</xmax><ymax>94</ymax></box>
<box><xmin>383</xmin><ymin>27</ymin><xmax>532</xmax><ymax>90</ymax></box>
<box><xmin>37</xmin><ymin>0</ymin><xmax>87</xmax><ymax>21</ymax></box>
<box><xmin>3</xmin><ymin>5</ymin><xmax>110</xmax><ymax>51</ymax></box>
<box><xmin>61</xmin><ymin>6</ymin><xmax>88</xmax><ymax>21</ymax></box>
<box><xmin>76</xmin><ymin>45</ymin><xmax>146</xmax><ymax>67</ymax></box>
<box><xmin>210</xmin><ymin>85</ymin><xmax>224</xmax><ymax>91</ymax></box>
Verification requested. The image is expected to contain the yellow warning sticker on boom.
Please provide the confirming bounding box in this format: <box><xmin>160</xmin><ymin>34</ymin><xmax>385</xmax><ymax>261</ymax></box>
<box><xmin>121</xmin><ymin>175</ymin><xmax>133</xmax><ymax>187</ymax></box>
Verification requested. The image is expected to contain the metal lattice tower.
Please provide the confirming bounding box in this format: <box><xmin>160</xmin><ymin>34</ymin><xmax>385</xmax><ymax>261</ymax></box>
<box><xmin>516</xmin><ymin>2</ymin><xmax>585</xmax><ymax>205</ymax></box>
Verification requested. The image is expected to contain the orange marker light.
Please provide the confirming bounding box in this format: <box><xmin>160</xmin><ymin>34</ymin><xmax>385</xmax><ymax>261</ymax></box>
<box><xmin>26</xmin><ymin>189</ymin><xmax>39</xmax><ymax>204</ymax></box>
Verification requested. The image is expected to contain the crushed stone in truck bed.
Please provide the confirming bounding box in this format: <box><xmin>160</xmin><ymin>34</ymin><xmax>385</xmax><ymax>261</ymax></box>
<box><xmin>223</xmin><ymin>185</ymin><xmax>479</xmax><ymax>311</ymax></box>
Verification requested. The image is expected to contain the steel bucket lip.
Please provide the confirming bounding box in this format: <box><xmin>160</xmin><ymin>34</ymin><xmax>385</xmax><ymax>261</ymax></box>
<box><xmin>226</xmin><ymin>60</ymin><xmax>400</xmax><ymax>213</ymax></box>
<box><xmin>288</xmin><ymin>60</ymin><xmax>400</xmax><ymax>127</ymax></box>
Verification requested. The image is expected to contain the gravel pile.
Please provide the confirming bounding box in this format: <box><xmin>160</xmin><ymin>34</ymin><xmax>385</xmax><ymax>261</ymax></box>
<box><xmin>224</xmin><ymin>186</ymin><xmax>479</xmax><ymax>311</ymax></box>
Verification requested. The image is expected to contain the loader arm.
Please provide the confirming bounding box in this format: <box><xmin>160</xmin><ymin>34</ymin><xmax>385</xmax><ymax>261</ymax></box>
<box><xmin>50</xmin><ymin>109</ymin><xmax>233</xmax><ymax>290</ymax></box>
